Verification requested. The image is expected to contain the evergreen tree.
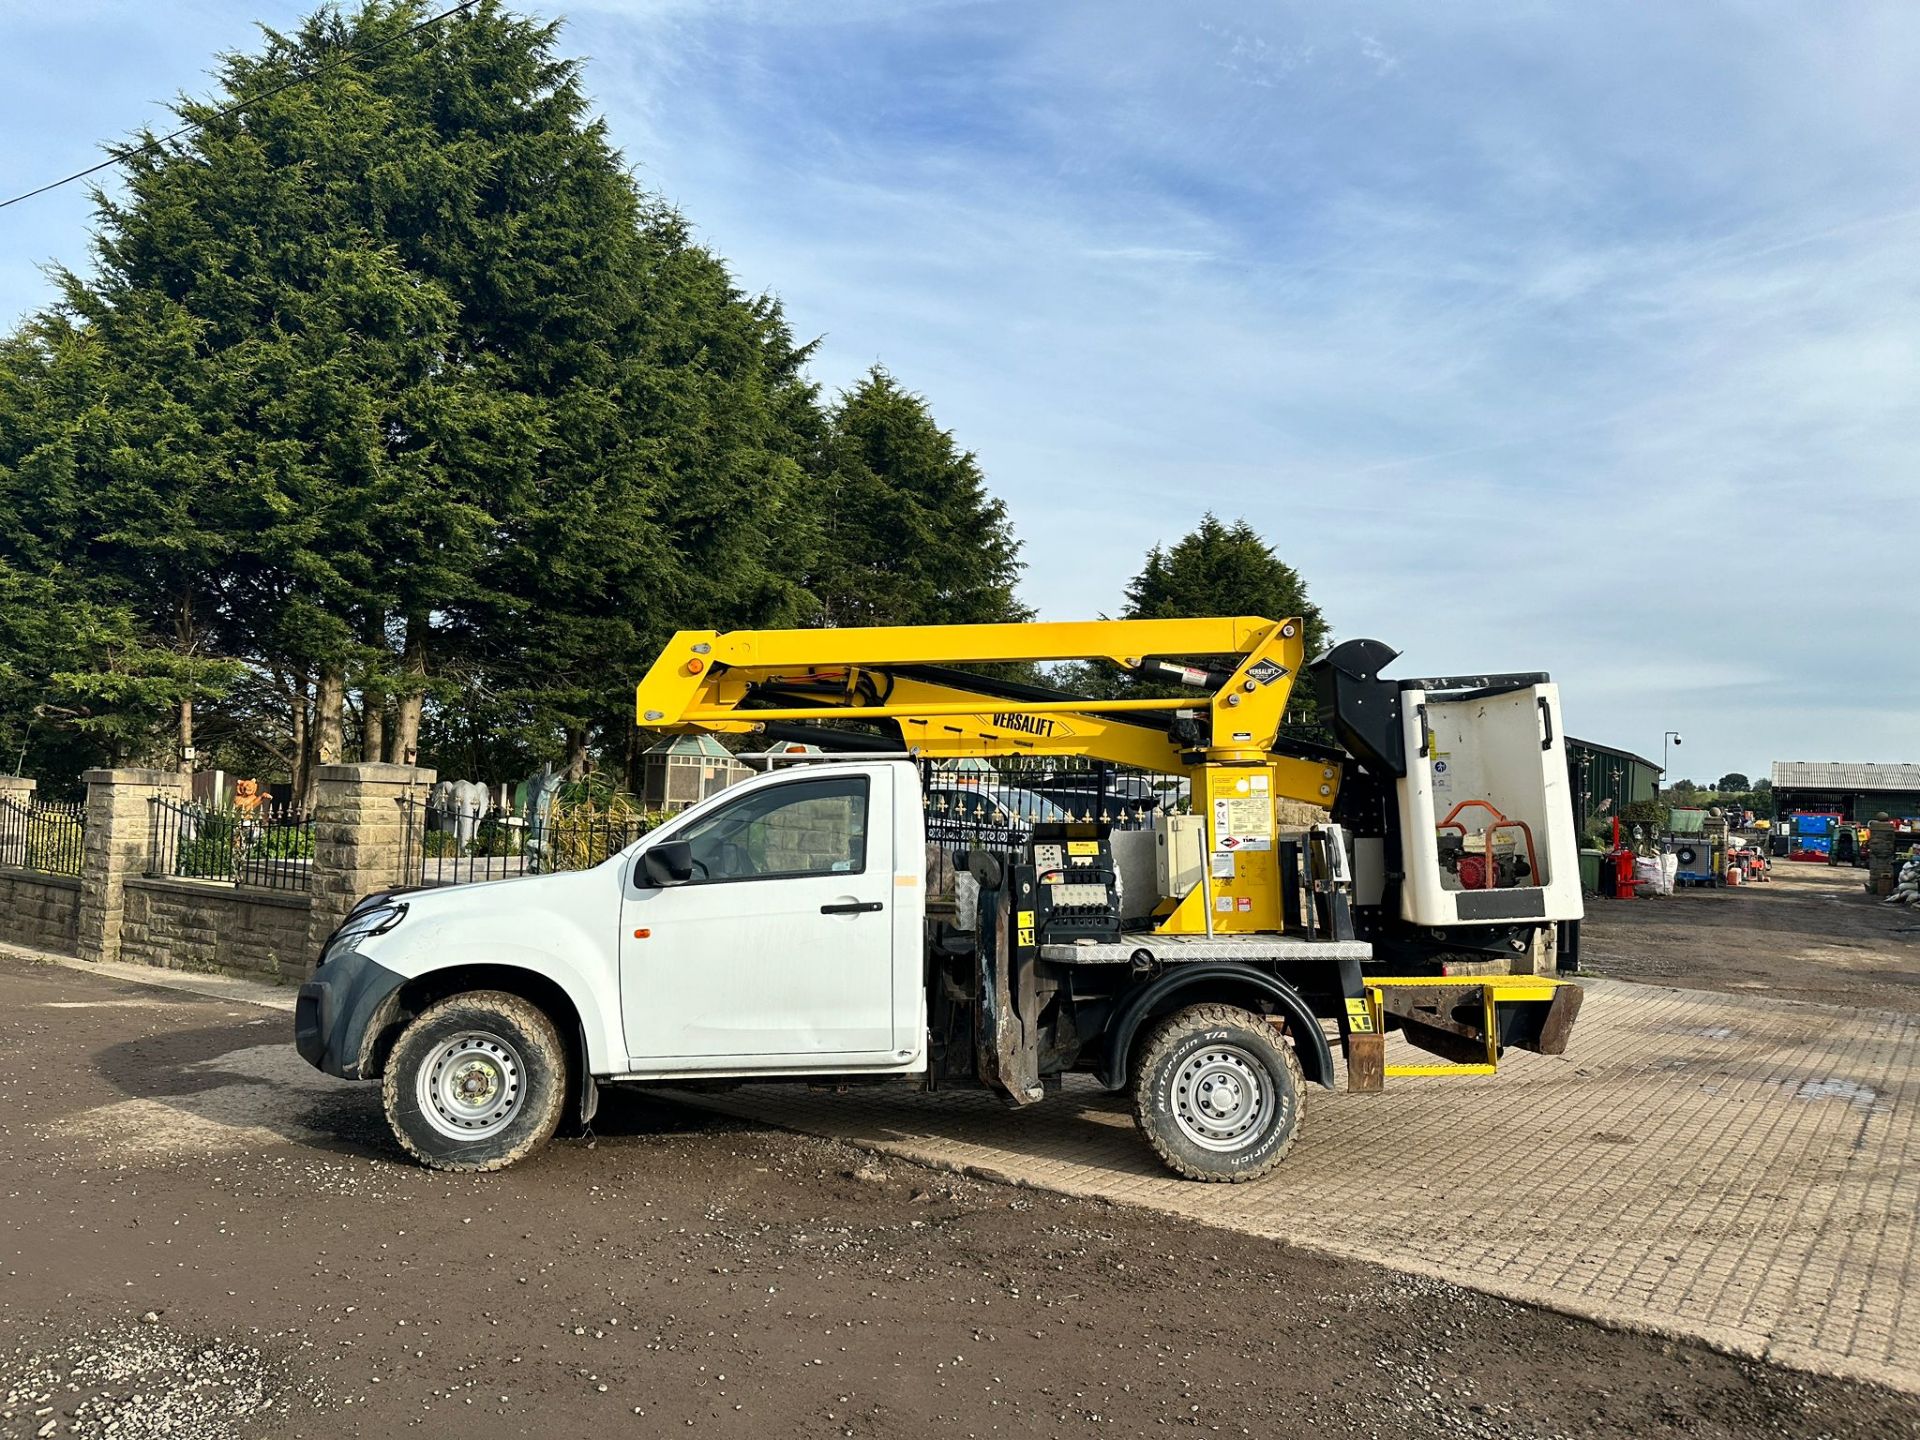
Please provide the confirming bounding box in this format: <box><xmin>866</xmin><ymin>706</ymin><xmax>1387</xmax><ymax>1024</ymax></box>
<box><xmin>0</xmin><ymin>1</ymin><xmax>843</xmax><ymax>789</ymax></box>
<box><xmin>69</xmin><ymin>0</ymin><xmax>644</xmax><ymax>786</ymax></box>
<box><xmin>1120</xmin><ymin>514</ymin><xmax>1328</xmax><ymax>739</ymax></box>
<box><xmin>0</xmin><ymin>319</ymin><xmax>242</xmax><ymax>771</ymax></box>
<box><xmin>0</xmin><ymin>3</ymin><xmax>1029</xmax><ymax>790</ymax></box>
<box><xmin>475</xmin><ymin>204</ymin><xmax>829</xmax><ymax>782</ymax></box>
<box><xmin>812</xmin><ymin>368</ymin><xmax>1027</xmax><ymax>627</ymax></box>
<box><xmin>1123</xmin><ymin>514</ymin><xmax>1325</xmax><ymax>656</ymax></box>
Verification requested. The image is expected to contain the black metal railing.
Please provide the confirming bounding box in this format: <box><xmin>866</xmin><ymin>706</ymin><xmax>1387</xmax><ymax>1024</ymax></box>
<box><xmin>392</xmin><ymin>760</ymin><xmax>1178</xmax><ymax>884</ymax></box>
<box><xmin>919</xmin><ymin>757</ymin><xmax>1170</xmax><ymax>853</ymax></box>
<box><xmin>0</xmin><ymin>796</ymin><xmax>86</xmax><ymax>876</ymax></box>
<box><xmin>400</xmin><ymin>797</ymin><xmax>658</xmax><ymax>887</ymax></box>
<box><xmin>147</xmin><ymin>796</ymin><xmax>314</xmax><ymax>892</ymax></box>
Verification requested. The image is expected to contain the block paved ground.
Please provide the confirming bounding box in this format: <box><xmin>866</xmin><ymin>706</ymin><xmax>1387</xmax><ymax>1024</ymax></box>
<box><xmin>684</xmin><ymin>976</ymin><xmax>1920</xmax><ymax>1393</ymax></box>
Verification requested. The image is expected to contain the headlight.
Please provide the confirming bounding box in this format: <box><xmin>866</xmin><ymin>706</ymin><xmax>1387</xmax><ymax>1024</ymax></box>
<box><xmin>327</xmin><ymin>902</ymin><xmax>408</xmax><ymax>955</ymax></box>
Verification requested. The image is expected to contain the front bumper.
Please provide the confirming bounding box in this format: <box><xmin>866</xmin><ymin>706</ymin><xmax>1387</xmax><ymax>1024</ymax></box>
<box><xmin>295</xmin><ymin>948</ymin><xmax>409</xmax><ymax>1080</ymax></box>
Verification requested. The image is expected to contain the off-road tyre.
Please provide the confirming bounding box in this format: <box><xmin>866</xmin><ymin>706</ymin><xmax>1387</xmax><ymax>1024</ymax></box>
<box><xmin>381</xmin><ymin>990</ymin><xmax>567</xmax><ymax>1173</ymax></box>
<box><xmin>1131</xmin><ymin>1003</ymin><xmax>1305</xmax><ymax>1182</ymax></box>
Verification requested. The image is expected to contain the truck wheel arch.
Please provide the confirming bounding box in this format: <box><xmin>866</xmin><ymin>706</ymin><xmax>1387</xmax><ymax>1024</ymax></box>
<box><xmin>1100</xmin><ymin>964</ymin><xmax>1335</xmax><ymax>1093</ymax></box>
<box><xmin>388</xmin><ymin>964</ymin><xmax>599</xmax><ymax>1127</ymax></box>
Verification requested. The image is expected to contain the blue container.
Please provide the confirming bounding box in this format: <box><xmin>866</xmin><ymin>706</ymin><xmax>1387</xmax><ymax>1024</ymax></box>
<box><xmin>1799</xmin><ymin>836</ymin><xmax>1832</xmax><ymax>854</ymax></box>
<box><xmin>1795</xmin><ymin>814</ymin><xmax>1833</xmax><ymax>836</ymax></box>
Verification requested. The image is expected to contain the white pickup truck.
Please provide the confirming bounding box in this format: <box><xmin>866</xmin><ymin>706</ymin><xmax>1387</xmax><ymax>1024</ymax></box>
<box><xmin>297</xmin><ymin>744</ymin><xmax>1580</xmax><ymax>1181</ymax></box>
<box><xmin>297</xmin><ymin>762</ymin><xmax>948</xmax><ymax>1165</ymax></box>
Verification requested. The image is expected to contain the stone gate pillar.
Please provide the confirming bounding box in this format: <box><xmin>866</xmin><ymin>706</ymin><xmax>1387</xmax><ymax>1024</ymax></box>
<box><xmin>0</xmin><ymin>776</ymin><xmax>33</xmax><ymax>868</ymax></box>
<box><xmin>76</xmin><ymin>768</ymin><xmax>186</xmax><ymax>964</ymax></box>
<box><xmin>308</xmin><ymin>763</ymin><xmax>436</xmax><ymax>961</ymax></box>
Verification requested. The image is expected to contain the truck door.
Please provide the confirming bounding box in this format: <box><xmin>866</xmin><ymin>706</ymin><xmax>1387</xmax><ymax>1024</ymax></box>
<box><xmin>618</xmin><ymin>767</ymin><xmax>897</xmax><ymax>1067</ymax></box>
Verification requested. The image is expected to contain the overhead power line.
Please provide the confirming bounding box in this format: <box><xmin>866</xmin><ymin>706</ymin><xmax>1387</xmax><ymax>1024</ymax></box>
<box><xmin>0</xmin><ymin>0</ymin><xmax>480</xmax><ymax>213</ymax></box>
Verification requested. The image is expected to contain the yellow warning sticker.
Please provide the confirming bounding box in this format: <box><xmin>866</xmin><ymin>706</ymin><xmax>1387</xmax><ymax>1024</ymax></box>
<box><xmin>1067</xmin><ymin>841</ymin><xmax>1100</xmax><ymax>857</ymax></box>
<box><xmin>1017</xmin><ymin>927</ymin><xmax>1036</xmax><ymax>947</ymax></box>
<box><xmin>1017</xmin><ymin>909</ymin><xmax>1035</xmax><ymax>929</ymax></box>
<box><xmin>1344</xmin><ymin>998</ymin><xmax>1376</xmax><ymax>1034</ymax></box>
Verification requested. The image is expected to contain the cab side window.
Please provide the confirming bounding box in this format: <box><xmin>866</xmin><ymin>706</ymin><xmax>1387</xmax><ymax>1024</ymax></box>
<box><xmin>680</xmin><ymin>775</ymin><xmax>869</xmax><ymax>883</ymax></box>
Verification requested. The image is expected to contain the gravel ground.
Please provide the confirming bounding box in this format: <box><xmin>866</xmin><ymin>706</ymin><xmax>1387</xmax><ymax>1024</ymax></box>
<box><xmin>1</xmin><ymin>1318</ymin><xmax>309</xmax><ymax>1440</ymax></box>
<box><xmin>1</xmin><ymin>950</ymin><xmax>1917</xmax><ymax>1440</ymax></box>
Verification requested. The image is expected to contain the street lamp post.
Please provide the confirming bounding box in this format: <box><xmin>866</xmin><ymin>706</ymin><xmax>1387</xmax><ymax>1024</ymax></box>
<box><xmin>1663</xmin><ymin>730</ymin><xmax>1683</xmax><ymax>788</ymax></box>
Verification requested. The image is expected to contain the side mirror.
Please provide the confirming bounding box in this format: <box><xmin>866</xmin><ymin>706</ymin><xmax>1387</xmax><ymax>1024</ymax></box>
<box><xmin>640</xmin><ymin>840</ymin><xmax>695</xmax><ymax>888</ymax></box>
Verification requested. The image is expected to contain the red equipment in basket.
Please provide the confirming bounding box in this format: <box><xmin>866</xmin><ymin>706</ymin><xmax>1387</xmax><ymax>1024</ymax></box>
<box><xmin>1436</xmin><ymin>799</ymin><xmax>1541</xmax><ymax>889</ymax></box>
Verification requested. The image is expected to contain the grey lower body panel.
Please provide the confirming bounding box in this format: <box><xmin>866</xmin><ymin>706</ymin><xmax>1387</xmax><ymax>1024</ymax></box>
<box><xmin>1040</xmin><ymin>936</ymin><xmax>1373</xmax><ymax>965</ymax></box>
<box><xmin>1454</xmin><ymin>888</ymin><xmax>1549</xmax><ymax>921</ymax></box>
<box><xmin>295</xmin><ymin>948</ymin><xmax>408</xmax><ymax>1079</ymax></box>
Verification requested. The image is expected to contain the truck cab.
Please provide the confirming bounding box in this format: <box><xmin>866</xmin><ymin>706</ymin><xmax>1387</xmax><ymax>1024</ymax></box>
<box><xmin>613</xmin><ymin>762</ymin><xmax>924</xmax><ymax>1072</ymax></box>
<box><xmin>296</xmin><ymin>761</ymin><xmax>931</xmax><ymax>1167</ymax></box>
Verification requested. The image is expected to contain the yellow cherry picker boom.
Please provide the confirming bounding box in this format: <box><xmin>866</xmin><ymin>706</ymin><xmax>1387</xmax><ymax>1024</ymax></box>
<box><xmin>628</xmin><ymin>616</ymin><xmax>1585</xmax><ymax>1180</ymax></box>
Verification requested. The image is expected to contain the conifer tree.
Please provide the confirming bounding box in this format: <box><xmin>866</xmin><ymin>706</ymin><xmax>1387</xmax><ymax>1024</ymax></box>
<box><xmin>814</xmin><ymin>367</ymin><xmax>1027</xmax><ymax>628</ymax></box>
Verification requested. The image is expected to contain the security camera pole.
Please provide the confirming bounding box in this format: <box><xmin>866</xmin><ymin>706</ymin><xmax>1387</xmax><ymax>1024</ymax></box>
<box><xmin>1663</xmin><ymin>730</ymin><xmax>1683</xmax><ymax>783</ymax></box>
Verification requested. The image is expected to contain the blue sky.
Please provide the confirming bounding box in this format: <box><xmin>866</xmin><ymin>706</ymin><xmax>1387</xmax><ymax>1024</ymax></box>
<box><xmin>3</xmin><ymin>1</ymin><xmax>1916</xmax><ymax>784</ymax></box>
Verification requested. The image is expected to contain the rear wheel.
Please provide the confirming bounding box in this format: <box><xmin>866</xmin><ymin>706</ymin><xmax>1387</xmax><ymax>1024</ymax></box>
<box><xmin>381</xmin><ymin>991</ymin><xmax>567</xmax><ymax>1172</ymax></box>
<box><xmin>1131</xmin><ymin>1003</ymin><xmax>1304</xmax><ymax>1182</ymax></box>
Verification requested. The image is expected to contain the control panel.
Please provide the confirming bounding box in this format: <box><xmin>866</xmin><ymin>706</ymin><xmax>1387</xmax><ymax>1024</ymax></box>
<box><xmin>1027</xmin><ymin>826</ymin><xmax>1122</xmax><ymax>942</ymax></box>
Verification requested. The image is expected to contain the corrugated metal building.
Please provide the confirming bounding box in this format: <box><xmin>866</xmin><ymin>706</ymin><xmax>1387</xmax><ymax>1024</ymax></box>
<box><xmin>1566</xmin><ymin>737</ymin><xmax>1661</xmax><ymax>833</ymax></box>
<box><xmin>1770</xmin><ymin>761</ymin><xmax>1920</xmax><ymax>822</ymax></box>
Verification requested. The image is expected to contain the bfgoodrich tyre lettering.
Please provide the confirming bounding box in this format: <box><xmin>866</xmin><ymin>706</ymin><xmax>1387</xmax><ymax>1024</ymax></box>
<box><xmin>1131</xmin><ymin>1003</ymin><xmax>1304</xmax><ymax>1182</ymax></box>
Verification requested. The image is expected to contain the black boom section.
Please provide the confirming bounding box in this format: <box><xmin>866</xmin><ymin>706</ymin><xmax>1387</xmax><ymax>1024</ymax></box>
<box><xmin>1308</xmin><ymin>638</ymin><xmax>1407</xmax><ymax>778</ymax></box>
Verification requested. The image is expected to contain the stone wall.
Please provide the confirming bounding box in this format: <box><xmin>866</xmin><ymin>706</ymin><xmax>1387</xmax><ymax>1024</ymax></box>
<box><xmin>0</xmin><ymin>765</ymin><xmax>431</xmax><ymax>981</ymax></box>
<box><xmin>0</xmin><ymin>869</ymin><xmax>81</xmax><ymax>954</ymax></box>
<box><xmin>77</xmin><ymin>768</ymin><xmax>185</xmax><ymax>967</ymax></box>
<box><xmin>120</xmin><ymin>877</ymin><xmax>314</xmax><ymax>982</ymax></box>
<box><xmin>307</xmin><ymin>763</ymin><xmax>436</xmax><ymax>958</ymax></box>
<box><xmin>1276</xmin><ymin>799</ymin><xmax>1332</xmax><ymax>830</ymax></box>
<box><xmin>761</xmin><ymin>790</ymin><xmax>866</xmax><ymax>873</ymax></box>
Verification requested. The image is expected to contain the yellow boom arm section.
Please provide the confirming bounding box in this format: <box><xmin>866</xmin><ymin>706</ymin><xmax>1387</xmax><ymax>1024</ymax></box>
<box><xmin>635</xmin><ymin>617</ymin><xmax>1343</xmax><ymax>936</ymax></box>
<box><xmin>634</xmin><ymin>617</ymin><xmax>1338</xmax><ymax>804</ymax></box>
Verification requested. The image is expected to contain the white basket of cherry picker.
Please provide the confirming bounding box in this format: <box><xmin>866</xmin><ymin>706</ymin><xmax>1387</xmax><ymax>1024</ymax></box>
<box><xmin>295</xmin><ymin>619</ymin><xmax>1584</xmax><ymax>1181</ymax></box>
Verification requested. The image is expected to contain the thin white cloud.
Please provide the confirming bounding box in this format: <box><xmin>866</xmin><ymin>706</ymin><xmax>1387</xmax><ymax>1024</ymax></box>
<box><xmin>1081</xmin><ymin>246</ymin><xmax>1216</xmax><ymax>264</ymax></box>
<box><xmin>1355</xmin><ymin>32</ymin><xmax>1402</xmax><ymax>79</ymax></box>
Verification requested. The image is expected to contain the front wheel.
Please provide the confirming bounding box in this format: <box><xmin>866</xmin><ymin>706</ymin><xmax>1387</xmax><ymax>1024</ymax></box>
<box><xmin>1131</xmin><ymin>1004</ymin><xmax>1305</xmax><ymax>1182</ymax></box>
<box><xmin>381</xmin><ymin>991</ymin><xmax>567</xmax><ymax>1172</ymax></box>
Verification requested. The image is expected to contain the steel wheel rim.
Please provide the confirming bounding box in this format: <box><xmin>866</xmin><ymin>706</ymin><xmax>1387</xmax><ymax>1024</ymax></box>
<box><xmin>418</xmin><ymin>1031</ymin><xmax>524</xmax><ymax>1141</ymax></box>
<box><xmin>1171</xmin><ymin>1044</ymin><xmax>1268</xmax><ymax>1152</ymax></box>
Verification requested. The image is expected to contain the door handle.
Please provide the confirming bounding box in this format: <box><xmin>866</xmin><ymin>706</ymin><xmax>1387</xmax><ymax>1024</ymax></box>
<box><xmin>820</xmin><ymin>900</ymin><xmax>884</xmax><ymax>915</ymax></box>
